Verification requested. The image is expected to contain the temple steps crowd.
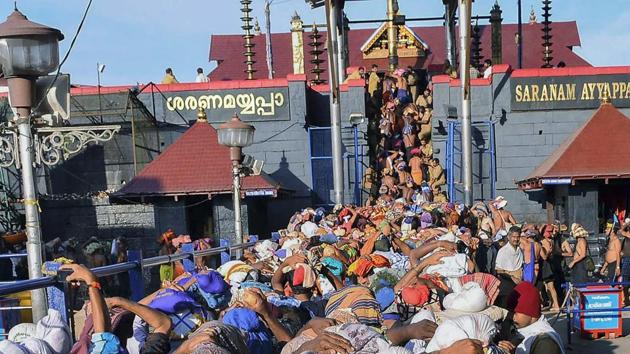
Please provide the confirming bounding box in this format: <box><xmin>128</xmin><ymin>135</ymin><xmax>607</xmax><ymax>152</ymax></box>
<box><xmin>3</xmin><ymin>63</ymin><xmax>630</xmax><ymax>354</ymax></box>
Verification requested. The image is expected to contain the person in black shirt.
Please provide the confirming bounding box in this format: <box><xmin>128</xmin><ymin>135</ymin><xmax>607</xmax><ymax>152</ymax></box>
<box><xmin>0</xmin><ymin>239</ymin><xmax>14</xmax><ymax>281</ymax></box>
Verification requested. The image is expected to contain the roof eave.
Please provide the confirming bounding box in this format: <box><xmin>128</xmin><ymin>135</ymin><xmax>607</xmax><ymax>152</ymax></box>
<box><xmin>517</xmin><ymin>173</ymin><xmax>630</xmax><ymax>190</ymax></box>
<box><xmin>113</xmin><ymin>187</ymin><xmax>283</xmax><ymax>199</ymax></box>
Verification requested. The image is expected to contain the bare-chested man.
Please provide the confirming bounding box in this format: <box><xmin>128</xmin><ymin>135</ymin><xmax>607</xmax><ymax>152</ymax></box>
<box><xmin>490</xmin><ymin>196</ymin><xmax>517</xmax><ymax>232</ymax></box>
<box><xmin>599</xmin><ymin>225</ymin><xmax>622</xmax><ymax>282</ymax></box>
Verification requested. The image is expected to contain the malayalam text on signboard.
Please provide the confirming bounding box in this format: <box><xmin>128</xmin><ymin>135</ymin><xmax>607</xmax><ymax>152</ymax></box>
<box><xmin>162</xmin><ymin>87</ymin><xmax>290</xmax><ymax>122</ymax></box>
<box><xmin>511</xmin><ymin>74</ymin><xmax>630</xmax><ymax>110</ymax></box>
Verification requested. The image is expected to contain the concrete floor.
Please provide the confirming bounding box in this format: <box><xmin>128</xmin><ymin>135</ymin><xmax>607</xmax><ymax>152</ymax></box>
<box><xmin>548</xmin><ymin>309</ymin><xmax>630</xmax><ymax>353</ymax></box>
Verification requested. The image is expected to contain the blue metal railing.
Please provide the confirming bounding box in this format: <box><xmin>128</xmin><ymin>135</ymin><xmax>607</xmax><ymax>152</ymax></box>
<box><xmin>0</xmin><ymin>238</ymin><xmax>258</xmax><ymax>303</ymax></box>
<box><xmin>446</xmin><ymin>120</ymin><xmax>497</xmax><ymax>202</ymax></box>
<box><xmin>0</xmin><ymin>253</ymin><xmax>27</xmax><ymax>259</ymax></box>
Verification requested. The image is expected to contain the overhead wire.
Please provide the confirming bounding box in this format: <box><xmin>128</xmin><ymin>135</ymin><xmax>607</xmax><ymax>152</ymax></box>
<box><xmin>31</xmin><ymin>0</ymin><xmax>94</xmax><ymax>117</ymax></box>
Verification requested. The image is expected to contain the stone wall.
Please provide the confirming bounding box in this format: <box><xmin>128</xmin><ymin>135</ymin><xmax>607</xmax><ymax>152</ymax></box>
<box><xmin>24</xmin><ymin>76</ymin><xmax>370</xmax><ymax>247</ymax></box>
<box><xmin>39</xmin><ymin>197</ymin><xmax>159</xmax><ymax>254</ymax></box>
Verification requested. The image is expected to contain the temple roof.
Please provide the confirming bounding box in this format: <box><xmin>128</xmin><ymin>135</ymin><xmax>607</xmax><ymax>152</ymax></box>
<box><xmin>359</xmin><ymin>23</ymin><xmax>429</xmax><ymax>54</ymax></box>
<box><xmin>116</xmin><ymin>119</ymin><xmax>281</xmax><ymax>197</ymax></box>
<box><xmin>209</xmin><ymin>21</ymin><xmax>589</xmax><ymax>81</ymax></box>
<box><xmin>518</xmin><ymin>103</ymin><xmax>630</xmax><ymax>189</ymax></box>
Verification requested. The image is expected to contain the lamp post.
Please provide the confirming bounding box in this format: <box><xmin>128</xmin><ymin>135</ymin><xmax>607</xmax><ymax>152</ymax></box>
<box><xmin>0</xmin><ymin>8</ymin><xmax>64</xmax><ymax>321</ymax></box>
<box><xmin>217</xmin><ymin>112</ymin><xmax>255</xmax><ymax>246</ymax></box>
<box><xmin>349</xmin><ymin>114</ymin><xmax>364</xmax><ymax>206</ymax></box>
<box><xmin>458</xmin><ymin>0</ymin><xmax>473</xmax><ymax>206</ymax></box>
<box><xmin>324</xmin><ymin>0</ymin><xmax>345</xmax><ymax>205</ymax></box>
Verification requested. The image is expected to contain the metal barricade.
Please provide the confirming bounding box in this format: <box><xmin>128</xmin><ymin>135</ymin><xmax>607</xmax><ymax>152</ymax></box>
<box><xmin>0</xmin><ymin>236</ymin><xmax>259</xmax><ymax>331</ymax></box>
<box><xmin>562</xmin><ymin>281</ymin><xmax>630</xmax><ymax>344</ymax></box>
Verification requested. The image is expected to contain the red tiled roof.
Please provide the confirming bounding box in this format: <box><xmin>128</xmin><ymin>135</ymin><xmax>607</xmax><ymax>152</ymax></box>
<box><xmin>518</xmin><ymin>103</ymin><xmax>630</xmax><ymax>187</ymax></box>
<box><xmin>209</xmin><ymin>21</ymin><xmax>590</xmax><ymax>81</ymax></box>
<box><xmin>116</xmin><ymin>120</ymin><xmax>280</xmax><ymax>196</ymax></box>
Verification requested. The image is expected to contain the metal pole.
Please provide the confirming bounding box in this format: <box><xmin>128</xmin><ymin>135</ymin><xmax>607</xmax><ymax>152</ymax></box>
<box><xmin>459</xmin><ymin>0</ymin><xmax>473</xmax><ymax>206</ymax></box>
<box><xmin>325</xmin><ymin>0</ymin><xmax>345</xmax><ymax>205</ymax></box>
<box><xmin>444</xmin><ymin>0</ymin><xmax>456</xmax><ymax>67</ymax></box>
<box><xmin>264</xmin><ymin>0</ymin><xmax>274</xmax><ymax>79</ymax></box>
<box><xmin>232</xmin><ymin>162</ymin><xmax>243</xmax><ymax>245</ymax></box>
<box><xmin>16</xmin><ymin>109</ymin><xmax>47</xmax><ymax>322</ymax></box>
<box><xmin>130</xmin><ymin>101</ymin><xmax>138</xmax><ymax>175</ymax></box>
<box><xmin>517</xmin><ymin>0</ymin><xmax>523</xmax><ymax>69</ymax></box>
<box><xmin>353</xmin><ymin>125</ymin><xmax>360</xmax><ymax>206</ymax></box>
<box><xmin>337</xmin><ymin>11</ymin><xmax>347</xmax><ymax>83</ymax></box>
<box><xmin>97</xmin><ymin>63</ymin><xmax>103</xmax><ymax>124</ymax></box>
<box><xmin>386</xmin><ymin>0</ymin><xmax>399</xmax><ymax>73</ymax></box>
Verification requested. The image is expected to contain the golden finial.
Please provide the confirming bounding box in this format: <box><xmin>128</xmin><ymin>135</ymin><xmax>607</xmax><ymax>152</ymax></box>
<box><xmin>529</xmin><ymin>6</ymin><xmax>537</xmax><ymax>24</ymax></box>
<box><xmin>197</xmin><ymin>107</ymin><xmax>208</xmax><ymax>122</ymax></box>
<box><xmin>254</xmin><ymin>18</ymin><xmax>261</xmax><ymax>36</ymax></box>
<box><xmin>600</xmin><ymin>92</ymin><xmax>612</xmax><ymax>105</ymax></box>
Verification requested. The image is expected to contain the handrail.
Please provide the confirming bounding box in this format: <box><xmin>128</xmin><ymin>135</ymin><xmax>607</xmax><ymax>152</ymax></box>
<box><xmin>0</xmin><ymin>253</ymin><xmax>27</xmax><ymax>259</ymax></box>
<box><xmin>0</xmin><ymin>276</ymin><xmax>56</xmax><ymax>296</ymax></box>
<box><xmin>0</xmin><ymin>240</ymin><xmax>257</xmax><ymax>298</ymax></box>
<box><xmin>561</xmin><ymin>281</ymin><xmax>630</xmax><ymax>288</ymax></box>
<box><xmin>91</xmin><ymin>262</ymin><xmax>140</xmax><ymax>278</ymax></box>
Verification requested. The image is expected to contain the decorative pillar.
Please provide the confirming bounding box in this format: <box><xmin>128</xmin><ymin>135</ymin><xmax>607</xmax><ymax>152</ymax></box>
<box><xmin>471</xmin><ymin>19</ymin><xmax>483</xmax><ymax>68</ymax></box>
<box><xmin>290</xmin><ymin>12</ymin><xmax>305</xmax><ymax>75</ymax></box>
<box><xmin>308</xmin><ymin>24</ymin><xmax>325</xmax><ymax>85</ymax></box>
<box><xmin>386</xmin><ymin>0</ymin><xmax>399</xmax><ymax>72</ymax></box>
<box><xmin>241</xmin><ymin>0</ymin><xmax>256</xmax><ymax>80</ymax></box>
<box><xmin>541</xmin><ymin>0</ymin><xmax>553</xmax><ymax>68</ymax></box>
<box><xmin>489</xmin><ymin>1</ymin><xmax>503</xmax><ymax>65</ymax></box>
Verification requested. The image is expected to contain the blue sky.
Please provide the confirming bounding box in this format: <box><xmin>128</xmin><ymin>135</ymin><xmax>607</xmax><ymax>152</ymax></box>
<box><xmin>3</xmin><ymin>0</ymin><xmax>629</xmax><ymax>85</ymax></box>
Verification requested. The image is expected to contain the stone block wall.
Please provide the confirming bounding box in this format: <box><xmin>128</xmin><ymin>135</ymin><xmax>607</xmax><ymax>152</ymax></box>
<box><xmin>40</xmin><ymin>197</ymin><xmax>159</xmax><ymax>254</ymax></box>
<box><xmin>433</xmin><ymin>68</ymin><xmax>630</xmax><ymax>222</ymax></box>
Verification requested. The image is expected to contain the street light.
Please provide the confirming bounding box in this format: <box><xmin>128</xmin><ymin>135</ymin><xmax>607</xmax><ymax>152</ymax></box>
<box><xmin>0</xmin><ymin>8</ymin><xmax>64</xmax><ymax>321</ymax></box>
<box><xmin>217</xmin><ymin>112</ymin><xmax>255</xmax><ymax>247</ymax></box>
<box><xmin>349</xmin><ymin>113</ymin><xmax>364</xmax><ymax>206</ymax></box>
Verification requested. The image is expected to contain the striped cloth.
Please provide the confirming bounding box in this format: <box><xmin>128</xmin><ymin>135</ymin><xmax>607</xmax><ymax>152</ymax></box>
<box><xmin>325</xmin><ymin>285</ymin><xmax>383</xmax><ymax>326</ymax></box>
<box><xmin>458</xmin><ymin>273</ymin><xmax>501</xmax><ymax>306</ymax></box>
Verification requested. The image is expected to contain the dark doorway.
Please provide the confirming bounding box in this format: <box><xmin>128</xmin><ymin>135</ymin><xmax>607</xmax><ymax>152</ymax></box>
<box><xmin>598</xmin><ymin>181</ymin><xmax>630</xmax><ymax>231</ymax></box>
<box><xmin>186</xmin><ymin>196</ymin><xmax>213</xmax><ymax>239</ymax></box>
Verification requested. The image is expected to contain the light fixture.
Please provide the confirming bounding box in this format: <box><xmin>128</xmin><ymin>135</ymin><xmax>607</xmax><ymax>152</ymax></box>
<box><xmin>349</xmin><ymin>113</ymin><xmax>365</xmax><ymax>126</ymax></box>
<box><xmin>0</xmin><ymin>9</ymin><xmax>63</xmax><ymax>78</ymax></box>
<box><xmin>217</xmin><ymin>114</ymin><xmax>256</xmax><ymax>161</ymax></box>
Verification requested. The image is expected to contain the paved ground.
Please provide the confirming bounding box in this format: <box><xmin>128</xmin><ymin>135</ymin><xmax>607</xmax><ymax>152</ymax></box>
<box><xmin>548</xmin><ymin>308</ymin><xmax>630</xmax><ymax>353</ymax></box>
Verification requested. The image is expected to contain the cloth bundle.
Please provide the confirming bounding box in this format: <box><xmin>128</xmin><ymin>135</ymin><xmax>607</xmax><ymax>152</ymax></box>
<box><xmin>423</xmin><ymin>253</ymin><xmax>469</xmax><ymax>277</ymax></box>
<box><xmin>325</xmin><ymin>286</ymin><xmax>383</xmax><ymax>327</ymax></box>
<box><xmin>425</xmin><ymin>314</ymin><xmax>498</xmax><ymax>353</ymax></box>
<box><xmin>1</xmin><ymin>310</ymin><xmax>71</xmax><ymax>354</ymax></box>
<box><xmin>223</xmin><ymin>308</ymin><xmax>272</xmax><ymax>354</ymax></box>
<box><xmin>443</xmin><ymin>282</ymin><xmax>488</xmax><ymax>313</ymax></box>
<box><xmin>349</xmin><ymin>255</ymin><xmax>391</xmax><ymax>277</ymax></box>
